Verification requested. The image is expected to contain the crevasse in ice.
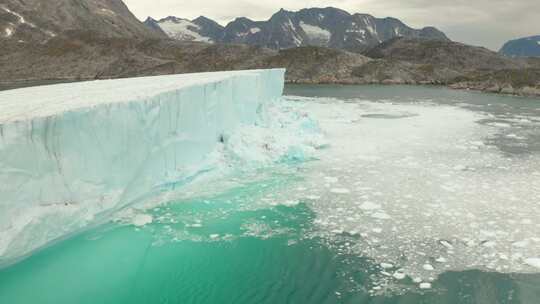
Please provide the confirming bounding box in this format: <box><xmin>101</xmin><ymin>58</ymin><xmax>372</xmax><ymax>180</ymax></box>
<box><xmin>0</xmin><ymin>69</ymin><xmax>286</xmax><ymax>264</ymax></box>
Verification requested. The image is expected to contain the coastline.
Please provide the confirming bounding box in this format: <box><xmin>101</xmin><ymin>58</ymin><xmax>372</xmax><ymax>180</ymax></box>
<box><xmin>2</xmin><ymin>76</ymin><xmax>540</xmax><ymax>99</ymax></box>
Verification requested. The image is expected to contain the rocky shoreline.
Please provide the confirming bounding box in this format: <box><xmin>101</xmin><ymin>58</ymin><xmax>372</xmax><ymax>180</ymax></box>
<box><xmin>448</xmin><ymin>82</ymin><xmax>540</xmax><ymax>98</ymax></box>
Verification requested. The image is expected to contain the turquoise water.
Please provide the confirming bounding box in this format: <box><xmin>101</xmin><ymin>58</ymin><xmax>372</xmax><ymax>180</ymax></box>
<box><xmin>3</xmin><ymin>182</ymin><xmax>539</xmax><ymax>304</ymax></box>
<box><xmin>2</xmin><ymin>85</ymin><xmax>540</xmax><ymax>303</ymax></box>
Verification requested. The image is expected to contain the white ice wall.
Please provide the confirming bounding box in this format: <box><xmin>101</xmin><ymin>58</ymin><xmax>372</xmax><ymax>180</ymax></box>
<box><xmin>0</xmin><ymin>69</ymin><xmax>285</xmax><ymax>264</ymax></box>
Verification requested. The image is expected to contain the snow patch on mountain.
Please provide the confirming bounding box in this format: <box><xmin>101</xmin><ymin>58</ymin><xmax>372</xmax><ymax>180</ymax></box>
<box><xmin>300</xmin><ymin>21</ymin><xmax>331</xmax><ymax>44</ymax></box>
<box><xmin>1</xmin><ymin>6</ymin><xmax>35</xmax><ymax>28</ymax></box>
<box><xmin>1</xmin><ymin>5</ymin><xmax>57</xmax><ymax>38</ymax></box>
<box><xmin>159</xmin><ymin>18</ymin><xmax>213</xmax><ymax>43</ymax></box>
<box><xmin>98</xmin><ymin>8</ymin><xmax>117</xmax><ymax>17</ymax></box>
<box><xmin>3</xmin><ymin>27</ymin><xmax>13</xmax><ymax>37</ymax></box>
<box><xmin>283</xmin><ymin>20</ymin><xmax>302</xmax><ymax>46</ymax></box>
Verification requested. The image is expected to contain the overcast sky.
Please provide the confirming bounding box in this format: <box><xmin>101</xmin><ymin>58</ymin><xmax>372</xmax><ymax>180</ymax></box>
<box><xmin>124</xmin><ymin>0</ymin><xmax>539</xmax><ymax>51</ymax></box>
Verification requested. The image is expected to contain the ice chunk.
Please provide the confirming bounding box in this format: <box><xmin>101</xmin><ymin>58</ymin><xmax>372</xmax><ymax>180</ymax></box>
<box><xmin>524</xmin><ymin>258</ymin><xmax>540</xmax><ymax>269</ymax></box>
<box><xmin>371</xmin><ymin>212</ymin><xmax>391</xmax><ymax>220</ymax></box>
<box><xmin>435</xmin><ymin>257</ymin><xmax>447</xmax><ymax>263</ymax></box>
<box><xmin>324</xmin><ymin>176</ymin><xmax>339</xmax><ymax>183</ymax></box>
<box><xmin>392</xmin><ymin>272</ymin><xmax>406</xmax><ymax>280</ymax></box>
<box><xmin>0</xmin><ymin>69</ymin><xmax>285</xmax><ymax>265</ymax></box>
<box><xmin>132</xmin><ymin>214</ymin><xmax>153</xmax><ymax>227</ymax></box>
<box><xmin>330</xmin><ymin>188</ymin><xmax>351</xmax><ymax>194</ymax></box>
<box><xmin>359</xmin><ymin>201</ymin><xmax>381</xmax><ymax>210</ymax></box>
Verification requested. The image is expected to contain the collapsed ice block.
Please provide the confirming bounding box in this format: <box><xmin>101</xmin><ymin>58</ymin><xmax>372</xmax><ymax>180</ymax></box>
<box><xmin>0</xmin><ymin>69</ymin><xmax>285</xmax><ymax>265</ymax></box>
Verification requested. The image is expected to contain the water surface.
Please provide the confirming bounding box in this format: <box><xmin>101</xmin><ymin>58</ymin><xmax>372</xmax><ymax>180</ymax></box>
<box><xmin>2</xmin><ymin>85</ymin><xmax>540</xmax><ymax>303</ymax></box>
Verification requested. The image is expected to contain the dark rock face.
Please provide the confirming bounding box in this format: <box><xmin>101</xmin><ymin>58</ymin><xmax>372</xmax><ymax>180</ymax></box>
<box><xmin>192</xmin><ymin>16</ymin><xmax>225</xmax><ymax>42</ymax></box>
<box><xmin>0</xmin><ymin>0</ymin><xmax>164</xmax><ymax>43</ymax></box>
<box><xmin>147</xmin><ymin>7</ymin><xmax>449</xmax><ymax>52</ymax></box>
<box><xmin>260</xmin><ymin>47</ymin><xmax>371</xmax><ymax>83</ymax></box>
<box><xmin>143</xmin><ymin>17</ymin><xmax>166</xmax><ymax>35</ymax></box>
<box><xmin>500</xmin><ymin>35</ymin><xmax>540</xmax><ymax>58</ymax></box>
<box><xmin>220</xmin><ymin>17</ymin><xmax>264</xmax><ymax>45</ymax></box>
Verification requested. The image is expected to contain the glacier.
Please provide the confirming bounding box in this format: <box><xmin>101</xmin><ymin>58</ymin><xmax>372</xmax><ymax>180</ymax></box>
<box><xmin>0</xmin><ymin>69</ymin><xmax>286</xmax><ymax>265</ymax></box>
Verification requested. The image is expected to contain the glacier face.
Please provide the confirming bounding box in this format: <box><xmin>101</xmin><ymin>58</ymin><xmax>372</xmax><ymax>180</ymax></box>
<box><xmin>0</xmin><ymin>69</ymin><xmax>285</xmax><ymax>265</ymax></box>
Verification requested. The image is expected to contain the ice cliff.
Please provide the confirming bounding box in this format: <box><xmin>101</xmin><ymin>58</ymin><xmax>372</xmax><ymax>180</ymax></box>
<box><xmin>0</xmin><ymin>69</ymin><xmax>286</xmax><ymax>265</ymax></box>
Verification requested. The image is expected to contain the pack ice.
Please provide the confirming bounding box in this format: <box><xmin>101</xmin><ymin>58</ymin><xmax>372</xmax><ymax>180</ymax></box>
<box><xmin>0</xmin><ymin>69</ymin><xmax>285</xmax><ymax>265</ymax></box>
<box><xmin>278</xmin><ymin>96</ymin><xmax>540</xmax><ymax>291</ymax></box>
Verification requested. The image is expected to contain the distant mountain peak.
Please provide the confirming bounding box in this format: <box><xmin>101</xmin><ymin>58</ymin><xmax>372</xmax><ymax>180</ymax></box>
<box><xmin>161</xmin><ymin>16</ymin><xmax>187</xmax><ymax>22</ymax></box>
<box><xmin>231</xmin><ymin>17</ymin><xmax>254</xmax><ymax>23</ymax></box>
<box><xmin>193</xmin><ymin>16</ymin><xmax>215</xmax><ymax>23</ymax></box>
<box><xmin>500</xmin><ymin>35</ymin><xmax>540</xmax><ymax>57</ymax></box>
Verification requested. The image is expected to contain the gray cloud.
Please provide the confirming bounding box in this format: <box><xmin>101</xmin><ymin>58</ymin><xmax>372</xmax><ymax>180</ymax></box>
<box><xmin>124</xmin><ymin>0</ymin><xmax>540</xmax><ymax>50</ymax></box>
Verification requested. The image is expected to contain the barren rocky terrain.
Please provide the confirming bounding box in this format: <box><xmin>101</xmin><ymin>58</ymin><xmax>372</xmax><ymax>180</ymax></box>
<box><xmin>1</xmin><ymin>1</ymin><xmax>539</xmax><ymax>97</ymax></box>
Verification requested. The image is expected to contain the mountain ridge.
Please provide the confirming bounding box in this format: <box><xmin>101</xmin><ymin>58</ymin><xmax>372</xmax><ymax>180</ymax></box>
<box><xmin>144</xmin><ymin>7</ymin><xmax>449</xmax><ymax>52</ymax></box>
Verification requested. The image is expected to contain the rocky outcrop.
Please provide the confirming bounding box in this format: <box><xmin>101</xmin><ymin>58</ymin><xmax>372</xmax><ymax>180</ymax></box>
<box><xmin>260</xmin><ymin>47</ymin><xmax>371</xmax><ymax>83</ymax></box>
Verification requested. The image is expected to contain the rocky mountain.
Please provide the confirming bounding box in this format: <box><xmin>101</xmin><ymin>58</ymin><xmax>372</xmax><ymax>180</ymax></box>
<box><xmin>146</xmin><ymin>7</ymin><xmax>449</xmax><ymax>52</ymax></box>
<box><xmin>0</xmin><ymin>0</ymin><xmax>538</xmax><ymax>97</ymax></box>
<box><xmin>500</xmin><ymin>35</ymin><xmax>540</xmax><ymax>58</ymax></box>
<box><xmin>144</xmin><ymin>16</ymin><xmax>223</xmax><ymax>43</ymax></box>
<box><xmin>365</xmin><ymin>38</ymin><xmax>525</xmax><ymax>72</ymax></box>
<box><xmin>354</xmin><ymin>38</ymin><xmax>539</xmax><ymax>95</ymax></box>
<box><xmin>260</xmin><ymin>47</ymin><xmax>371</xmax><ymax>83</ymax></box>
<box><xmin>0</xmin><ymin>0</ymin><xmax>163</xmax><ymax>43</ymax></box>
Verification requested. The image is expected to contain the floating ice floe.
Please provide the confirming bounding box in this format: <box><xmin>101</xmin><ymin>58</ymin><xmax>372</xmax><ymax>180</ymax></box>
<box><xmin>132</xmin><ymin>214</ymin><xmax>153</xmax><ymax>227</ymax></box>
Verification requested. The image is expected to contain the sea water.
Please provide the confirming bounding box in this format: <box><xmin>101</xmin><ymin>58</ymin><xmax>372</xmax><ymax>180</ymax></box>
<box><xmin>1</xmin><ymin>85</ymin><xmax>540</xmax><ymax>303</ymax></box>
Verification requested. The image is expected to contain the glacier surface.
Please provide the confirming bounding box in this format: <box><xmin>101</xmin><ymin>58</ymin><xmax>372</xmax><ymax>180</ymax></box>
<box><xmin>0</xmin><ymin>69</ymin><xmax>286</xmax><ymax>265</ymax></box>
